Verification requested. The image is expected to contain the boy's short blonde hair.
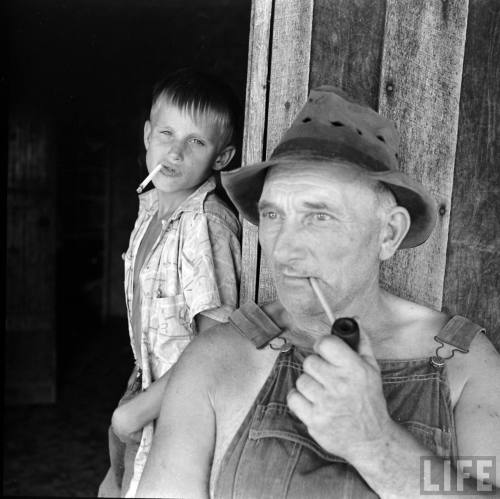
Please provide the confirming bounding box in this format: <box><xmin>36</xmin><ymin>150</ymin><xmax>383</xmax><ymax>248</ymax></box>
<box><xmin>150</xmin><ymin>68</ymin><xmax>241</xmax><ymax>149</ymax></box>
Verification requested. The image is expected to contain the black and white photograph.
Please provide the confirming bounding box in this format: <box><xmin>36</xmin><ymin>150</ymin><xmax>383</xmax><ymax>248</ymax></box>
<box><xmin>5</xmin><ymin>0</ymin><xmax>499</xmax><ymax>497</ymax></box>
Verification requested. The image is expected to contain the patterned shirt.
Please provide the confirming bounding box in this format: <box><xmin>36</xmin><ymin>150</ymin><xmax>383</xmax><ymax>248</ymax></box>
<box><xmin>123</xmin><ymin>176</ymin><xmax>241</xmax><ymax>495</ymax></box>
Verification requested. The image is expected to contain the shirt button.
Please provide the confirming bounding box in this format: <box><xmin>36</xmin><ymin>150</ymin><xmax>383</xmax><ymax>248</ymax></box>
<box><xmin>161</xmin><ymin>219</ymin><xmax>166</xmax><ymax>229</ymax></box>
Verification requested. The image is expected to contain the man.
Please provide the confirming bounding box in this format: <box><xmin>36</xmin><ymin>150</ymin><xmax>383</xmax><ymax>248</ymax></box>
<box><xmin>136</xmin><ymin>87</ymin><xmax>500</xmax><ymax>498</ymax></box>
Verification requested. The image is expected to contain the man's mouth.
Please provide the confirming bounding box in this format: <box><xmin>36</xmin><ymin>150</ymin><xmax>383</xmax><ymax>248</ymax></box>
<box><xmin>281</xmin><ymin>273</ymin><xmax>309</xmax><ymax>284</ymax></box>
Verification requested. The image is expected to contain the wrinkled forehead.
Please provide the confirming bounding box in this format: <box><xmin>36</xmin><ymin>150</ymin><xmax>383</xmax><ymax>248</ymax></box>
<box><xmin>261</xmin><ymin>162</ymin><xmax>376</xmax><ymax>200</ymax></box>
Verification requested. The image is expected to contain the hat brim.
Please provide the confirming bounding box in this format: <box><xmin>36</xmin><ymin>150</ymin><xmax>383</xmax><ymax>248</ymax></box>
<box><xmin>222</xmin><ymin>159</ymin><xmax>437</xmax><ymax>249</ymax></box>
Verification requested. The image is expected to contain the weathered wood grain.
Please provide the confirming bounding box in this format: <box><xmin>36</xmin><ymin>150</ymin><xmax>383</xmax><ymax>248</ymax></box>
<box><xmin>378</xmin><ymin>0</ymin><xmax>469</xmax><ymax>309</ymax></box>
<box><xmin>240</xmin><ymin>0</ymin><xmax>273</xmax><ymax>304</ymax></box>
<box><xmin>309</xmin><ymin>0</ymin><xmax>387</xmax><ymax>108</ymax></box>
<box><xmin>257</xmin><ymin>0</ymin><xmax>314</xmax><ymax>304</ymax></box>
<box><xmin>443</xmin><ymin>0</ymin><xmax>500</xmax><ymax>349</ymax></box>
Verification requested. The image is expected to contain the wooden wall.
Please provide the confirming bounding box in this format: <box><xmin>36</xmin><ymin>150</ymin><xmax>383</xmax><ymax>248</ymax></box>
<box><xmin>241</xmin><ymin>0</ymin><xmax>500</xmax><ymax>349</ymax></box>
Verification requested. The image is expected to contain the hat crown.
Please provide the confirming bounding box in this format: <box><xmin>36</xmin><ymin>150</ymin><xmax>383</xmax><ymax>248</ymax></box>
<box><xmin>273</xmin><ymin>86</ymin><xmax>399</xmax><ymax>173</ymax></box>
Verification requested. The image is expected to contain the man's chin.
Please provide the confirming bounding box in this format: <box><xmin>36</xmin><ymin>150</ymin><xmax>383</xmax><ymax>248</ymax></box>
<box><xmin>275</xmin><ymin>288</ymin><xmax>318</xmax><ymax>317</ymax></box>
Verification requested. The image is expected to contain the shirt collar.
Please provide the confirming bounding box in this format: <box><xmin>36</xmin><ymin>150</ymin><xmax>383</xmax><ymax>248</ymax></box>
<box><xmin>138</xmin><ymin>176</ymin><xmax>217</xmax><ymax>218</ymax></box>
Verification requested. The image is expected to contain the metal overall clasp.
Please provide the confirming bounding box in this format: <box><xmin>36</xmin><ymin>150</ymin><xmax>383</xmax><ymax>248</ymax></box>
<box><xmin>430</xmin><ymin>336</ymin><xmax>469</xmax><ymax>369</ymax></box>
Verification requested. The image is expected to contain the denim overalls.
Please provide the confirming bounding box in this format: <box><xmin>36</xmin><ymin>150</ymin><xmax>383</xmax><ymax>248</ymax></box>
<box><xmin>214</xmin><ymin>302</ymin><xmax>484</xmax><ymax>498</ymax></box>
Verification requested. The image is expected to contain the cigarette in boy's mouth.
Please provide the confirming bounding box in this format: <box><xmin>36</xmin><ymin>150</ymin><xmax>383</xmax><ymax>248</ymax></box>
<box><xmin>136</xmin><ymin>163</ymin><xmax>163</xmax><ymax>193</ymax></box>
<box><xmin>309</xmin><ymin>277</ymin><xmax>335</xmax><ymax>325</ymax></box>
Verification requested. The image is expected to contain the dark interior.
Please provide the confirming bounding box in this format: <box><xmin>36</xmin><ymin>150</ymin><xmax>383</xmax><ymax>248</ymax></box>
<box><xmin>5</xmin><ymin>1</ymin><xmax>250</xmax><ymax>495</ymax></box>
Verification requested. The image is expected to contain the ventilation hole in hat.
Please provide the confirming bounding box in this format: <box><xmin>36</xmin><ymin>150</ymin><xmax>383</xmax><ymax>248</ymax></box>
<box><xmin>330</xmin><ymin>121</ymin><xmax>344</xmax><ymax>127</ymax></box>
<box><xmin>356</xmin><ymin>129</ymin><xmax>363</xmax><ymax>135</ymax></box>
<box><xmin>376</xmin><ymin>135</ymin><xmax>386</xmax><ymax>143</ymax></box>
<box><xmin>302</xmin><ymin>117</ymin><xmax>311</xmax><ymax>123</ymax></box>
<box><xmin>395</xmin><ymin>153</ymin><xmax>399</xmax><ymax>159</ymax></box>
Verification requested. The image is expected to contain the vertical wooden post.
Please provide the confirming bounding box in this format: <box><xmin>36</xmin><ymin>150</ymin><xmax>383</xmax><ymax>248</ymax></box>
<box><xmin>239</xmin><ymin>0</ymin><xmax>274</xmax><ymax>304</ymax></box>
<box><xmin>256</xmin><ymin>0</ymin><xmax>314</xmax><ymax>304</ymax></box>
<box><xmin>378</xmin><ymin>0</ymin><xmax>469</xmax><ymax>309</ymax></box>
<box><xmin>309</xmin><ymin>0</ymin><xmax>387</xmax><ymax>108</ymax></box>
<box><xmin>443</xmin><ymin>0</ymin><xmax>500</xmax><ymax>349</ymax></box>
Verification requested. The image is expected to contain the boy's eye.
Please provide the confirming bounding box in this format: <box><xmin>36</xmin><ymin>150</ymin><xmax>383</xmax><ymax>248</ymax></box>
<box><xmin>190</xmin><ymin>138</ymin><xmax>205</xmax><ymax>146</ymax></box>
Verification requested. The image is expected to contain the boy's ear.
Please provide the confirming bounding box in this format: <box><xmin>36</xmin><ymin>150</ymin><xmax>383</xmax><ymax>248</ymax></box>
<box><xmin>144</xmin><ymin>121</ymin><xmax>152</xmax><ymax>150</ymax></box>
<box><xmin>379</xmin><ymin>206</ymin><xmax>411</xmax><ymax>261</ymax></box>
<box><xmin>213</xmin><ymin>145</ymin><xmax>236</xmax><ymax>171</ymax></box>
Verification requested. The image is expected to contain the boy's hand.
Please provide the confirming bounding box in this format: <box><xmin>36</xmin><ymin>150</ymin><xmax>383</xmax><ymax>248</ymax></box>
<box><xmin>111</xmin><ymin>405</ymin><xmax>143</xmax><ymax>444</ymax></box>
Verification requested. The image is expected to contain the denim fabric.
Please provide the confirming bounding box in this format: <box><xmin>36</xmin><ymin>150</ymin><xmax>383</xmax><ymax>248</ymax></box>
<box><xmin>214</xmin><ymin>308</ymin><xmax>482</xmax><ymax>499</ymax></box>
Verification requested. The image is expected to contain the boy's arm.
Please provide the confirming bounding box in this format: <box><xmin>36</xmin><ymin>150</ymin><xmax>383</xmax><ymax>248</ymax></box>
<box><xmin>111</xmin><ymin>314</ymin><xmax>221</xmax><ymax>441</ymax></box>
<box><xmin>111</xmin><ymin>370</ymin><xmax>171</xmax><ymax>443</ymax></box>
<box><xmin>136</xmin><ymin>333</ymin><xmax>218</xmax><ymax>498</ymax></box>
<box><xmin>182</xmin><ymin>209</ymin><xmax>241</xmax><ymax>325</ymax></box>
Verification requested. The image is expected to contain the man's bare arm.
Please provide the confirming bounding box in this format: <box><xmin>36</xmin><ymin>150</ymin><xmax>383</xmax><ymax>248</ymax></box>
<box><xmin>136</xmin><ymin>331</ymin><xmax>218</xmax><ymax>498</ymax></box>
<box><xmin>111</xmin><ymin>314</ymin><xmax>221</xmax><ymax>442</ymax></box>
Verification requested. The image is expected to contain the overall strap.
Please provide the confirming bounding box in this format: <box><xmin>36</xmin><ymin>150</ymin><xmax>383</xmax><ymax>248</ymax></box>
<box><xmin>228</xmin><ymin>301</ymin><xmax>283</xmax><ymax>349</ymax></box>
<box><xmin>437</xmin><ymin>315</ymin><xmax>485</xmax><ymax>351</ymax></box>
<box><xmin>430</xmin><ymin>315</ymin><xmax>485</xmax><ymax>368</ymax></box>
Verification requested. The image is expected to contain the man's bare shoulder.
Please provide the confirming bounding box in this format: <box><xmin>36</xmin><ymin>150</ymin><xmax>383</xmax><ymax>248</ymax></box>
<box><xmin>374</xmin><ymin>293</ymin><xmax>450</xmax><ymax>357</ymax></box>
<box><xmin>448</xmin><ymin>330</ymin><xmax>500</xmax><ymax>385</ymax></box>
<box><xmin>178</xmin><ymin>321</ymin><xmax>276</xmax><ymax>379</ymax></box>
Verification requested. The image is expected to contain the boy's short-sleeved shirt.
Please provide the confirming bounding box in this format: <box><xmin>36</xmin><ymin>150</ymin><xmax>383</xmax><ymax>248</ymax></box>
<box><xmin>123</xmin><ymin>177</ymin><xmax>241</xmax><ymax>497</ymax></box>
<box><xmin>123</xmin><ymin>176</ymin><xmax>241</xmax><ymax>384</ymax></box>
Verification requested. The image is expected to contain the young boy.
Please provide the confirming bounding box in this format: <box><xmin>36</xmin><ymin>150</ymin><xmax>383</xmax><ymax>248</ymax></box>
<box><xmin>98</xmin><ymin>68</ymin><xmax>242</xmax><ymax>497</ymax></box>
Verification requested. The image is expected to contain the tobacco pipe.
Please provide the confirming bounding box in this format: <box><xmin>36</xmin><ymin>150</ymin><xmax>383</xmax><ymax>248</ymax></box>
<box><xmin>309</xmin><ymin>278</ymin><xmax>360</xmax><ymax>351</ymax></box>
<box><xmin>331</xmin><ymin>317</ymin><xmax>359</xmax><ymax>351</ymax></box>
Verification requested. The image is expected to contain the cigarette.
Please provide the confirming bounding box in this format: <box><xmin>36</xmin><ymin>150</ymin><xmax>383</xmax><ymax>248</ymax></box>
<box><xmin>136</xmin><ymin>163</ymin><xmax>163</xmax><ymax>193</ymax></box>
<box><xmin>309</xmin><ymin>277</ymin><xmax>335</xmax><ymax>325</ymax></box>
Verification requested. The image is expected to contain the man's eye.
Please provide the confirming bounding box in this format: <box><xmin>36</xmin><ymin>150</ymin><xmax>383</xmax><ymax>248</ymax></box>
<box><xmin>260</xmin><ymin>211</ymin><xmax>278</xmax><ymax>220</ymax></box>
<box><xmin>312</xmin><ymin>212</ymin><xmax>332</xmax><ymax>222</ymax></box>
<box><xmin>160</xmin><ymin>130</ymin><xmax>173</xmax><ymax>136</ymax></box>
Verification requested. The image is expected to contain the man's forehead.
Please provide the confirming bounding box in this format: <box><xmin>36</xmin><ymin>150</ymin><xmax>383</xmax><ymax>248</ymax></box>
<box><xmin>263</xmin><ymin>162</ymin><xmax>369</xmax><ymax>192</ymax></box>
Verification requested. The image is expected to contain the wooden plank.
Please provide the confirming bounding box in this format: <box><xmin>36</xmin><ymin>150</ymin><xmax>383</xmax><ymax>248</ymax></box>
<box><xmin>239</xmin><ymin>0</ymin><xmax>274</xmax><ymax>304</ymax></box>
<box><xmin>378</xmin><ymin>0</ymin><xmax>469</xmax><ymax>309</ymax></box>
<box><xmin>309</xmin><ymin>0</ymin><xmax>387</xmax><ymax>108</ymax></box>
<box><xmin>257</xmin><ymin>0</ymin><xmax>314</xmax><ymax>304</ymax></box>
<box><xmin>443</xmin><ymin>0</ymin><xmax>500</xmax><ymax>349</ymax></box>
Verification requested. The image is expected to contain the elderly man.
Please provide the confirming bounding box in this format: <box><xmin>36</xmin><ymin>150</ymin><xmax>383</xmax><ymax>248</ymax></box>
<box><xmin>136</xmin><ymin>87</ymin><xmax>500</xmax><ymax>498</ymax></box>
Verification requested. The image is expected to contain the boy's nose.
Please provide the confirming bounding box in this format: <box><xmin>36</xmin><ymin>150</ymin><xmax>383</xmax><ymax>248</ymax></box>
<box><xmin>168</xmin><ymin>141</ymin><xmax>184</xmax><ymax>161</ymax></box>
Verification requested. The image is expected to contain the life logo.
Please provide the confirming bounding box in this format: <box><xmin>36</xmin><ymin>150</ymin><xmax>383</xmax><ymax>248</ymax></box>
<box><xmin>420</xmin><ymin>456</ymin><xmax>497</xmax><ymax>495</ymax></box>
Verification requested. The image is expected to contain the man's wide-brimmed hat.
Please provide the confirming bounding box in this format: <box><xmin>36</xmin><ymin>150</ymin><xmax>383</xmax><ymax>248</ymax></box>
<box><xmin>222</xmin><ymin>86</ymin><xmax>437</xmax><ymax>248</ymax></box>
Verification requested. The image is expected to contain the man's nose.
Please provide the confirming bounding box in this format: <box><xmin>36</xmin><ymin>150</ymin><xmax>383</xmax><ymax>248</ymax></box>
<box><xmin>271</xmin><ymin>221</ymin><xmax>307</xmax><ymax>266</ymax></box>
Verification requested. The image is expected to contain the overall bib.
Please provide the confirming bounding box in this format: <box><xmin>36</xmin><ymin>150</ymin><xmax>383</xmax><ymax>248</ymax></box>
<box><xmin>214</xmin><ymin>303</ymin><xmax>483</xmax><ymax>498</ymax></box>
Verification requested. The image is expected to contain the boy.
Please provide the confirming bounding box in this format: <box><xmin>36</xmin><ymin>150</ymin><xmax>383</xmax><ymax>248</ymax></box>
<box><xmin>98</xmin><ymin>68</ymin><xmax>242</xmax><ymax>497</ymax></box>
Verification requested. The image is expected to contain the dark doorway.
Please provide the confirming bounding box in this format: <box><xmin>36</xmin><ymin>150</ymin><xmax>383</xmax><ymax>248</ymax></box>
<box><xmin>5</xmin><ymin>0</ymin><xmax>250</xmax><ymax>494</ymax></box>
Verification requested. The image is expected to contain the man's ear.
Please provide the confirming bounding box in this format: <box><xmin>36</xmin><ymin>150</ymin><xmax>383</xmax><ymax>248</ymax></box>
<box><xmin>379</xmin><ymin>206</ymin><xmax>411</xmax><ymax>261</ymax></box>
<box><xmin>213</xmin><ymin>145</ymin><xmax>236</xmax><ymax>171</ymax></box>
<box><xmin>144</xmin><ymin>121</ymin><xmax>152</xmax><ymax>150</ymax></box>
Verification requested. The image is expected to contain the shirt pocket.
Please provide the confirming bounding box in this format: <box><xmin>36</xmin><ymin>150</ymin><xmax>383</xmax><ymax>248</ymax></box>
<box><xmin>148</xmin><ymin>294</ymin><xmax>193</xmax><ymax>375</ymax></box>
